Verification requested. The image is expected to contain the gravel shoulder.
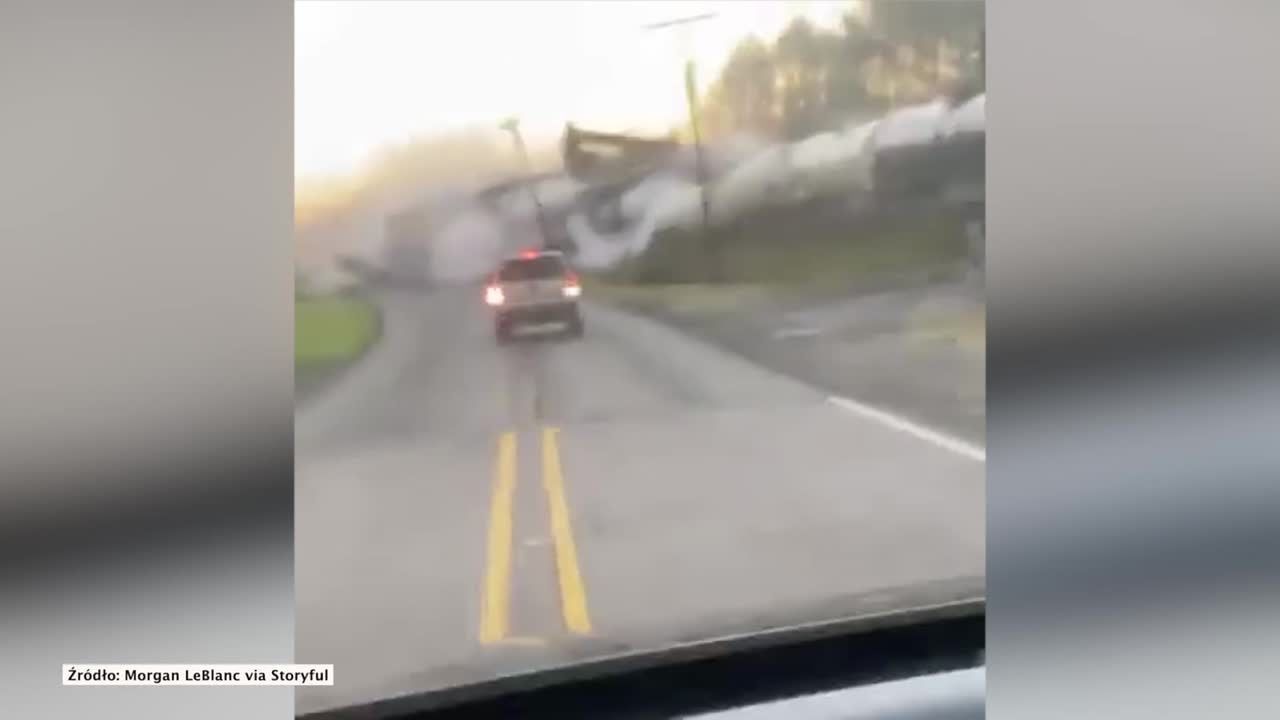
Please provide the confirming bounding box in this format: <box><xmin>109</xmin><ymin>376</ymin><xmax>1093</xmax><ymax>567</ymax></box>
<box><xmin>590</xmin><ymin>270</ymin><xmax>986</xmax><ymax>443</ymax></box>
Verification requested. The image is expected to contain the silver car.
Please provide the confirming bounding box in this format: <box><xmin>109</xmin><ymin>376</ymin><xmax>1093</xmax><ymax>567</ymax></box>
<box><xmin>484</xmin><ymin>249</ymin><xmax>584</xmax><ymax>344</ymax></box>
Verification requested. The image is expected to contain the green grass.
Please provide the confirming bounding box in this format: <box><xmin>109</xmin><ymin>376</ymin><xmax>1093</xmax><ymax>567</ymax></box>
<box><xmin>296</xmin><ymin>295</ymin><xmax>379</xmax><ymax>368</ymax></box>
<box><xmin>588</xmin><ymin>210</ymin><xmax>971</xmax><ymax>321</ymax></box>
<box><xmin>907</xmin><ymin>304</ymin><xmax>987</xmax><ymax>355</ymax></box>
<box><xmin>602</xmin><ymin>211</ymin><xmax>968</xmax><ymax>289</ymax></box>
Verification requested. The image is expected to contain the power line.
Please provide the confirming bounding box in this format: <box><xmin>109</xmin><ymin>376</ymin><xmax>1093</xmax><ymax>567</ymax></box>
<box><xmin>643</xmin><ymin>12</ymin><xmax>720</xmax><ymax>279</ymax></box>
<box><xmin>640</xmin><ymin>12</ymin><xmax>718</xmax><ymax>31</ymax></box>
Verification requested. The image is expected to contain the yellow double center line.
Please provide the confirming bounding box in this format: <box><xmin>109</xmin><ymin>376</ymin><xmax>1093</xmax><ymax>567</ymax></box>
<box><xmin>479</xmin><ymin>431</ymin><xmax>518</xmax><ymax>644</ymax></box>
<box><xmin>542</xmin><ymin>427</ymin><xmax>592</xmax><ymax>635</ymax></box>
<box><xmin>479</xmin><ymin>428</ymin><xmax>592</xmax><ymax>644</ymax></box>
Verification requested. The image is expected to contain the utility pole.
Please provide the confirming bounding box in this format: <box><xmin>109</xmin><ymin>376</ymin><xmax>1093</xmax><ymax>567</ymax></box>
<box><xmin>683</xmin><ymin>60</ymin><xmax>712</xmax><ymax>242</ymax></box>
<box><xmin>499</xmin><ymin>117</ymin><xmax>553</xmax><ymax>250</ymax></box>
<box><xmin>643</xmin><ymin>12</ymin><xmax>719</xmax><ymax>279</ymax></box>
<box><xmin>978</xmin><ymin>27</ymin><xmax>985</xmax><ymax>87</ymax></box>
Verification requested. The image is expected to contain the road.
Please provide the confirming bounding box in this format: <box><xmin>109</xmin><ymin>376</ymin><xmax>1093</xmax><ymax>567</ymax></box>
<box><xmin>295</xmin><ymin>287</ymin><xmax>985</xmax><ymax>714</ymax></box>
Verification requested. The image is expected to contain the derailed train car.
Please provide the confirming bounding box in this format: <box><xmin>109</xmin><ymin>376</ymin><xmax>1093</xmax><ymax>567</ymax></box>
<box><xmin>871</xmin><ymin>92</ymin><xmax>985</xmax><ymax>212</ymax></box>
<box><xmin>381</xmin><ymin>204</ymin><xmax>434</xmax><ymax>289</ymax></box>
<box><xmin>558</xmin><ymin>91</ymin><xmax>986</xmax><ymax>273</ymax></box>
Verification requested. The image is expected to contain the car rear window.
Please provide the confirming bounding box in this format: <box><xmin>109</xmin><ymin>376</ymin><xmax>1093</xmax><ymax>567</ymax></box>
<box><xmin>498</xmin><ymin>256</ymin><xmax>565</xmax><ymax>281</ymax></box>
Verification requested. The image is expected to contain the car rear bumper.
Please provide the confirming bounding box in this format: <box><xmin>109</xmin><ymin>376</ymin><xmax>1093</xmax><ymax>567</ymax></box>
<box><xmin>496</xmin><ymin>302</ymin><xmax>580</xmax><ymax>327</ymax></box>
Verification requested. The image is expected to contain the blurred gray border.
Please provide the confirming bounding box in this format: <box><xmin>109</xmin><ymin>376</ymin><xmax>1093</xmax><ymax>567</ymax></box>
<box><xmin>990</xmin><ymin>2</ymin><xmax>1280</xmax><ymax>719</ymax></box>
<box><xmin>0</xmin><ymin>1</ymin><xmax>294</xmax><ymax>718</ymax></box>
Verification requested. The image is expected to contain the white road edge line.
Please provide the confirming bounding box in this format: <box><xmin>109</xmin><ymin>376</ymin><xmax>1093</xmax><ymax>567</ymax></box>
<box><xmin>826</xmin><ymin>395</ymin><xmax>986</xmax><ymax>462</ymax></box>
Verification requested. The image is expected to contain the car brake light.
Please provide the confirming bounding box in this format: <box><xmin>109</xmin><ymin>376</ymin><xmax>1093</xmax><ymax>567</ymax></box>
<box><xmin>520</xmin><ymin>249</ymin><xmax>539</xmax><ymax>259</ymax></box>
<box><xmin>485</xmin><ymin>285</ymin><xmax>505</xmax><ymax>306</ymax></box>
<box><xmin>562</xmin><ymin>272</ymin><xmax>581</xmax><ymax>298</ymax></box>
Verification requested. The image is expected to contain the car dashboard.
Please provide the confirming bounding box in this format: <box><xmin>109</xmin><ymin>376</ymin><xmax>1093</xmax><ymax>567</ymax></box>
<box><xmin>298</xmin><ymin>599</ymin><xmax>985</xmax><ymax>720</ymax></box>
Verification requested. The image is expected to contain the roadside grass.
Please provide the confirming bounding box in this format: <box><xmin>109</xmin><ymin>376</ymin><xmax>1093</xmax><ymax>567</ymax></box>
<box><xmin>296</xmin><ymin>294</ymin><xmax>380</xmax><ymax>369</ymax></box>
<box><xmin>588</xmin><ymin>210</ymin><xmax>971</xmax><ymax>319</ymax></box>
<box><xmin>907</xmin><ymin>304</ymin><xmax>987</xmax><ymax>355</ymax></box>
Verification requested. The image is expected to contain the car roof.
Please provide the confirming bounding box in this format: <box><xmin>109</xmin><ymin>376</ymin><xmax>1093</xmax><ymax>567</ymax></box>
<box><xmin>501</xmin><ymin>249</ymin><xmax>565</xmax><ymax>262</ymax></box>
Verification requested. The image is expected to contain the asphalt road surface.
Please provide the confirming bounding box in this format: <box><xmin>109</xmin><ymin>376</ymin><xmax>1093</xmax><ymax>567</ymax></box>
<box><xmin>295</xmin><ymin>287</ymin><xmax>985</xmax><ymax>714</ymax></box>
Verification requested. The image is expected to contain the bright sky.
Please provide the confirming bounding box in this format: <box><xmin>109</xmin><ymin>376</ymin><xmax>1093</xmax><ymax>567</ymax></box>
<box><xmin>295</xmin><ymin>0</ymin><xmax>856</xmax><ymax>180</ymax></box>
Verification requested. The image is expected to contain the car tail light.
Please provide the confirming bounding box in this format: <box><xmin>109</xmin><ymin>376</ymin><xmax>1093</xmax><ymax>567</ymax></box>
<box><xmin>562</xmin><ymin>272</ymin><xmax>581</xmax><ymax>298</ymax></box>
<box><xmin>485</xmin><ymin>285</ymin><xmax>505</xmax><ymax>306</ymax></box>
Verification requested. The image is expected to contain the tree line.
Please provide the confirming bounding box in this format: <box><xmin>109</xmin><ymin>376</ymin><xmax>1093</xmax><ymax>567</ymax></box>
<box><xmin>696</xmin><ymin>0</ymin><xmax>984</xmax><ymax>142</ymax></box>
